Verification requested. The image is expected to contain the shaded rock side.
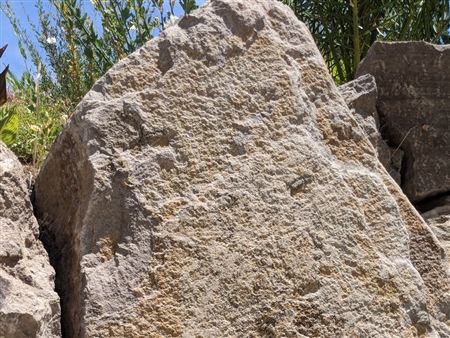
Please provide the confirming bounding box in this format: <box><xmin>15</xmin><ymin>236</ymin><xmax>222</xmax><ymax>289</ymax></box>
<box><xmin>356</xmin><ymin>41</ymin><xmax>450</xmax><ymax>203</ymax></box>
<box><xmin>34</xmin><ymin>0</ymin><xmax>450</xmax><ymax>336</ymax></box>
<box><xmin>0</xmin><ymin>141</ymin><xmax>61</xmax><ymax>338</ymax></box>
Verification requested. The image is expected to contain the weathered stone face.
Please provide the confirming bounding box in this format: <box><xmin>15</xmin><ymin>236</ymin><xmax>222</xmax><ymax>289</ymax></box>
<box><xmin>338</xmin><ymin>74</ymin><xmax>399</xmax><ymax>184</ymax></box>
<box><xmin>419</xmin><ymin>194</ymin><xmax>450</xmax><ymax>268</ymax></box>
<box><xmin>0</xmin><ymin>141</ymin><xmax>61</xmax><ymax>338</ymax></box>
<box><xmin>34</xmin><ymin>0</ymin><xmax>450</xmax><ymax>336</ymax></box>
<box><xmin>356</xmin><ymin>41</ymin><xmax>450</xmax><ymax>204</ymax></box>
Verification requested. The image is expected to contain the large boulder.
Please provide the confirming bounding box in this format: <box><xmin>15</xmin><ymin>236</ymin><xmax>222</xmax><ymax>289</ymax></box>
<box><xmin>34</xmin><ymin>0</ymin><xmax>450</xmax><ymax>336</ymax></box>
<box><xmin>0</xmin><ymin>141</ymin><xmax>61</xmax><ymax>338</ymax></box>
<box><xmin>356</xmin><ymin>41</ymin><xmax>450</xmax><ymax>203</ymax></box>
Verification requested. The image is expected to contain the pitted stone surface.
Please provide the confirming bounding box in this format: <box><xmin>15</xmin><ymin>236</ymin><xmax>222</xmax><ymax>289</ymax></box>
<box><xmin>0</xmin><ymin>141</ymin><xmax>61</xmax><ymax>338</ymax></box>
<box><xmin>34</xmin><ymin>1</ymin><xmax>450</xmax><ymax>336</ymax></box>
<box><xmin>420</xmin><ymin>195</ymin><xmax>450</xmax><ymax>266</ymax></box>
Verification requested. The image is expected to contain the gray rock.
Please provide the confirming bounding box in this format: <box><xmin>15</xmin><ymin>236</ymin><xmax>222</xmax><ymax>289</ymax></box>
<box><xmin>356</xmin><ymin>41</ymin><xmax>450</xmax><ymax>203</ymax></box>
<box><xmin>34</xmin><ymin>0</ymin><xmax>450</xmax><ymax>336</ymax></box>
<box><xmin>0</xmin><ymin>141</ymin><xmax>61</xmax><ymax>338</ymax></box>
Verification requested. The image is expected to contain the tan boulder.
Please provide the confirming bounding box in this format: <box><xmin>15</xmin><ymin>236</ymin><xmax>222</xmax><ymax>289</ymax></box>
<box><xmin>34</xmin><ymin>0</ymin><xmax>450</xmax><ymax>336</ymax></box>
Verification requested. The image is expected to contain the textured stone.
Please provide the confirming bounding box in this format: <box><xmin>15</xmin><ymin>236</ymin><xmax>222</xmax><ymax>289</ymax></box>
<box><xmin>338</xmin><ymin>74</ymin><xmax>400</xmax><ymax>185</ymax></box>
<box><xmin>427</xmin><ymin>211</ymin><xmax>450</xmax><ymax>270</ymax></box>
<box><xmin>356</xmin><ymin>41</ymin><xmax>450</xmax><ymax>203</ymax></box>
<box><xmin>418</xmin><ymin>195</ymin><xmax>450</xmax><ymax>335</ymax></box>
<box><xmin>34</xmin><ymin>0</ymin><xmax>450</xmax><ymax>336</ymax></box>
<box><xmin>419</xmin><ymin>195</ymin><xmax>450</xmax><ymax>266</ymax></box>
<box><xmin>0</xmin><ymin>141</ymin><xmax>61</xmax><ymax>338</ymax></box>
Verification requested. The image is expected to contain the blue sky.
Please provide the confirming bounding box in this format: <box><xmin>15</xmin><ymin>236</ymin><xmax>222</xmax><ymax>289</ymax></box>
<box><xmin>1</xmin><ymin>1</ymin><xmax>104</xmax><ymax>75</ymax></box>
<box><xmin>0</xmin><ymin>0</ymin><xmax>209</xmax><ymax>77</ymax></box>
<box><xmin>0</xmin><ymin>0</ymin><xmax>33</xmax><ymax>75</ymax></box>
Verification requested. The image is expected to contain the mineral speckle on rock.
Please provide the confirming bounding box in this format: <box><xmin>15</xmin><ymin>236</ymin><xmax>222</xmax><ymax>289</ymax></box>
<box><xmin>33</xmin><ymin>0</ymin><xmax>450</xmax><ymax>337</ymax></box>
<box><xmin>0</xmin><ymin>141</ymin><xmax>61</xmax><ymax>338</ymax></box>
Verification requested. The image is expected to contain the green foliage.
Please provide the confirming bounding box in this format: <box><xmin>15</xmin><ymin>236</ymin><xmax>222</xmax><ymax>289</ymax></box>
<box><xmin>0</xmin><ymin>105</ymin><xmax>19</xmax><ymax>146</ymax></box>
<box><xmin>1</xmin><ymin>0</ymin><xmax>194</xmax><ymax>110</ymax></box>
<box><xmin>1</xmin><ymin>0</ymin><xmax>200</xmax><ymax>166</ymax></box>
<box><xmin>47</xmin><ymin>0</ymin><xmax>159</xmax><ymax>86</ymax></box>
<box><xmin>282</xmin><ymin>0</ymin><xmax>450</xmax><ymax>84</ymax></box>
<box><xmin>6</xmin><ymin>69</ymin><xmax>70</xmax><ymax>167</ymax></box>
<box><xmin>180</xmin><ymin>0</ymin><xmax>198</xmax><ymax>15</ymax></box>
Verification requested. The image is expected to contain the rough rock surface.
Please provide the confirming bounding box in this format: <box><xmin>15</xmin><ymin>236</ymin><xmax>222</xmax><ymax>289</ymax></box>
<box><xmin>0</xmin><ymin>141</ymin><xmax>61</xmax><ymax>338</ymax></box>
<box><xmin>356</xmin><ymin>41</ymin><xmax>450</xmax><ymax>203</ymax></box>
<box><xmin>337</xmin><ymin>74</ymin><xmax>401</xmax><ymax>185</ymax></box>
<box><xmin>419</xmin><ymin>195</ymin><xmax>450</xmax><ymax>269</ymax></box>
<box><xmin>427</xmin><ymin>211</ymin><xmax>450</xmax><ymax>274</ymax></box>
<box><xmin>34</xmin><ymin>0</ymin><xmax>450</xmax><ymax>336</ymax></box>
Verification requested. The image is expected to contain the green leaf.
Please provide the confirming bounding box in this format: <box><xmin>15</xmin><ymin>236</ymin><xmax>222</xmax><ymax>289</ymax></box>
<box><xmin>122</xmin><ymin>7</ymin><xmax>131</xmax><ymax>21</ymax></box>
<box><xmin>179</xmin><ymin>0</ymin><xmax>198</xmax><ymax>15</ymax></box>
<box><xmin>0</xmin><ymin>106</ymin><xmax>19</xmax><ymax>146</ymax></box>
<box><xmin>84</xmin><ymin>46</ymin><xmax>94</xmax><ymax>59</ymax></box>
<box><xmin>17</xmin><ymin>41</ymin><xmax>27</xmax><ymax>60</ymax></box>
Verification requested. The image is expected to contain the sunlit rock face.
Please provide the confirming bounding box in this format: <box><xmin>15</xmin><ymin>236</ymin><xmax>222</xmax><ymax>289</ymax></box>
<box><xmin>0</xmin><ymin>141</ymin><xmax>61</xmax><ymax>338</ymax></box>
<box><xmin>34</xmin><ymin>0</ymin><xmax>450</xmax><ymax>337</ymax></box>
